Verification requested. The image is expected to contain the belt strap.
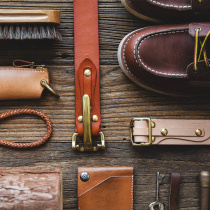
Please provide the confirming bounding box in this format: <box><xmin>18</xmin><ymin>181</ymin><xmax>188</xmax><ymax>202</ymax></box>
<box><xmin>170</xmin><ymin>171</ymin><xmax>180</xmax><ymax>210</ymax></box>
<box><xmin>72</xmin><ymin>0</ymin><xmax>105</xmax><ymax>152</ymax></box>
<box><xmin>130</xmin><ymin>118</ymin><xmax>210</xmax><ymax>146</ymax></box>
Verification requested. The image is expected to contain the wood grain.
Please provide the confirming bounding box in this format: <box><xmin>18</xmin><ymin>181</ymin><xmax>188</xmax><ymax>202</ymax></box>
<box><xmin>0</xmin><ymin>0</ymin><xmax>208</xmax><ymax>209</ymax></box>
<box><xmin>0</xmin><ymin>167</ymin><xmax>62</xmax><ymax>210</ymax></box>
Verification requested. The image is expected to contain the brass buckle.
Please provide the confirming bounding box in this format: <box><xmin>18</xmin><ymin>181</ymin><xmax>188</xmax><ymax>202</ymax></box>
<box><xmin>130</xmin><ymin>118</ymin><xmax>153</xmax><ymax>146</ymax></box>
<box><xmin>72</xmin><ymin>94</ymin><xmax>105</xmax><ymax>152</ymax></box>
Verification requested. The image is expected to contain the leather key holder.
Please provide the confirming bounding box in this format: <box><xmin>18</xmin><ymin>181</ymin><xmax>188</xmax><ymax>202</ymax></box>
<box><xmin>72</xmin><ymin>0</ymin><xmax>105</xmax><ymax>151</ymax></box>
<box><xmin>130</xmin><ymin>118</ymin><xmax>210</xmax><ymax>146</ymax></box>
<box><xmin>0</xmin><ymin>60</ymin><xmax>59</xmax><ymax>100</ymax></box>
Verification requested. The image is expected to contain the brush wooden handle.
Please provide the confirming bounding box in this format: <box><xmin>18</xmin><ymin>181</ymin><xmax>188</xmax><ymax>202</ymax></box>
<box><xmin>200</xmin><ymin>171</ymin><xmax>210</xmax><ymax>210</ymax></box>
<box><xmin>0</xmin><ymin>10</ymin><xmax>60</xmax><ymax>24</ymax></box>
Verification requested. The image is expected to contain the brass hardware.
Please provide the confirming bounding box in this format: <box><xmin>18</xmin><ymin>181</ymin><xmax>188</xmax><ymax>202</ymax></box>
<box><xmin>130</xmin><ymin>118</ymin><xmax>153</xmax><ymax>146</ymax></box>
<box><xmin>78</xmin><ymin>116</ymin><xmax>83</xmax><ymax>123</ymax></box>
<box><xmin>151</xmin><ymin>121</ymin><xmax>155</xmax><ymax>128</ymax></box>
<box><xmin>72</xmin><ymin>94</ymin><xmax>105</xmax><ymax>152</ymax></box>
<box><xmin>152</xmin><ymin>137</ymin><xmax>155</xmax><ymax>142</ymax></box>
<box><xmin>83</xmin><ymin>94</ymin><xmax>92</xmax><ymax>150</ymax></box>
<box><xmin>161</xmin><ymin>129</ymin><xmax>168</xmax><ymax>136</ymax></box>
<box><xmin>92</xmin><ymin>115</ymin><xmax>98</xmax><ymax>122</ymax></box>
<box><xmin>40</xmin><ymin>80</ymin><xmax>60</xmax><ymax>98</ymax></box>
<box><xmin>84</xmin><ymin>69</ymin><xmax>91</xmax><ymax>77</ymax></box>
<box><xmin>195</xmin><ymin>129</ymin><xmax>202</xmax><ymax>136</ymax></box>
<box><xmin>29</xmin><ymin>62</ymin><xmax>46</xmax><ymax>69</ymax></box>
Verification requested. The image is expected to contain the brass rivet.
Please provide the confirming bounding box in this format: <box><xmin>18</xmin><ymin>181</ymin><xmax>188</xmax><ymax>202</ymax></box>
<box><xmin>78</xmin><ymin>116</ymin><xmax>83</xmax><ymax>123</ymax></box>
<box><xmin>161</xmin><ymin>128</ymin><xmax>168</xmax><ymax>136</ymax></box>
<box><xmin>92</xmin><ymin>115</ymin><xmax>98</xmax><ymax>122</ymax></box>
<box><xmin>151</xmin><ymin>121</ymin><xmax>155</xmax><ymax>128</ymax></box>
<box><xmin>84</xmin><ymin>69</ymin><xmax>91</xmax><ymax>77</ymax></box>
<box><xmin>152</xmin><ymin>136</ymin><xmax>155</xmax><ymax>142</ymax></box>
<box><xmin>195</xmin><ymin>129</ymin><xmax>202</xmax><ymax>136</ymax></box>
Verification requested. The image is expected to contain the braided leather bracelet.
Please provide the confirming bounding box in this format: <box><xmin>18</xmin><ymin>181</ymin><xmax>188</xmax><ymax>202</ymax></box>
<box><xmin>0</xmin><ymin>109</ymin><xmax>52</xmax><ymax>148</ymax></box>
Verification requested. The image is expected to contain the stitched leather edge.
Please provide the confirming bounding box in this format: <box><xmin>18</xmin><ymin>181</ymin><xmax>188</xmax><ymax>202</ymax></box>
<box><xmin>78</xmin><ymin>176</ymin><xmax>133</xmax><ymax>197</ymax></box>
<box><xmin>135</xmin><ymin>29</ymin><xmax>189</xmax><ymax>78</ymax></box>
<box><xmin>147</xmin><ymin>0</ymin><xmax>191</xmax><ymax>9</ymax></box>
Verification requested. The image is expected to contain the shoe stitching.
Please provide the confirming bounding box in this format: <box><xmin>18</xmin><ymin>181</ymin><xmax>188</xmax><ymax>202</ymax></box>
<box><xmin>135</xmin><ymin>29</ymin><xmax>188</xmax><ymax>77</ymax></box>
<box><xmin>121</xmin><ymin>29</ymin><xmax>187</xmax><ymax>95</ymax></box>
<box><xmin>122</xmin><ymin>31</ymin><xmax>139</xmax><ymax>80</ymax></box>
<box><xmin>128</xmin><ymin>0</ymin><xmax>191</xmax><ymax>9</ymax></box>
<box><xmin>149</xmin><ymin>0</ymin><xmax>191</xmax><ymax>8</ymax></box>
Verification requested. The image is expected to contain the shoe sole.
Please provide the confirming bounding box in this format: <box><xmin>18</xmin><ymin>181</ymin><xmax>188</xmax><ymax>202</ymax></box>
<box><xmin>117</xmin><ymin>30</ymin><xmax>189</xmax><ymax>97</ymax></box>
<box><xmin>121</xmin><ymin>0</ymin><xmax>161</xmax><ymax>23</ymax></box>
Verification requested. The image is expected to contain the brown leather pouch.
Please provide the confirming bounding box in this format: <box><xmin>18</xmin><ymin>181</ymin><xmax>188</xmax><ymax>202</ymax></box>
<box><xmin>78</xmin><ymin>167</ymin><xmax>134</xmax><ymax>210</ymax></box>
<box><xmin>0</xmin><ymin>60</ymin><xmax>58</xmax><ymax>100</ymax></box>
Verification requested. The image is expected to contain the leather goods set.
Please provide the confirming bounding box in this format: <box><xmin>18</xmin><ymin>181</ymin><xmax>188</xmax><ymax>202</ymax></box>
<box><xmin>0</xmin><ymin>9</ymin><xmax>61</xmax><ymax>148</ymax></box>
<box><xmin>118</xmin><ymin>0</ymin><xmax>210</xmax><ymax>148</ymax></box>
<box><xmin>1</xmin><ymin>0</ymin><xmax>210</xmax><ymax>209</ymax></box>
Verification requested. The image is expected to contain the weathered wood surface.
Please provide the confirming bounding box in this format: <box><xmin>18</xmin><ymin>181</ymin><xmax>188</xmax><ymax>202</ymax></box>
<box><xmin>0</xmin><ymin>0</ymin><xmax>209</xmax><ymax>209</ymax></box>
<box><xmin>0</xmin><ymin>167</ymin><xmax>62</xmax><ymax>210</ymax></box>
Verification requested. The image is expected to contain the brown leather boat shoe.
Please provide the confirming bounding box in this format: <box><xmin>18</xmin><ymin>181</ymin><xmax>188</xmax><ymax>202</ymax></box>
<box><xmin>118</xmin><ymin>23</ymin><xmax>210</xmax><ymax>96</ymax></box>
<box><xmin>121</xmin><ymin>0</ymin><xmax>210</xmax><ymax>22</ymax></box>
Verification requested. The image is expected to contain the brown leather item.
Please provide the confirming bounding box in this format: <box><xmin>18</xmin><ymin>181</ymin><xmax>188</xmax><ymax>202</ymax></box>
<box><xmin>0</xmin><ymin>109</ymin><xmax>52</xmax><ymax>149</ymax></box>
<box><xmin>73</xmin><ymin>0</ymin><xmax>104</xmax><ymax>151</ymax></box>
<box><xmin>131</xmin><ymin>118</ymin><xmax>210</xmax><ymax>145</ymax></box>
<box><xmin>118</xmin><ymin>23</ymin><xmax>210</xmax><ymax>96</ymax></box>
<box><xmin>78</xmin><ymin>167</ymin><xmax>134</xmax><ymax>210</ymax></box>
<box><xmin>170</xmin><ymin>171</ymin><xmax>180</xmax><ymax>210</ymax></box>
<box><xmin>200</xmin><ymin>171</ymin><xmax>210</xmax><ymax>210</ymax></box>
<box><xmin>121</xmin><ymin>0</ymin><xmax>210</xmax><ymax>22</ymax></box>
<box><xmin>0</xmin><ymin>65</ymin><xmax>49</xmax><ymax>100</ymax></box>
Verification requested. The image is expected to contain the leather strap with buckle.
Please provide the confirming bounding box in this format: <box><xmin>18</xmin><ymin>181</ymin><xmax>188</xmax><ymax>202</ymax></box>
<box><xmin>72</xmin><ymin>0</ymin><xmax>105</xmax><ymax>152</ymax></box>
<box><xmin>130</xmin><ymin>118</ymin><xmax>210</xmax><ymax>146</ymax></box>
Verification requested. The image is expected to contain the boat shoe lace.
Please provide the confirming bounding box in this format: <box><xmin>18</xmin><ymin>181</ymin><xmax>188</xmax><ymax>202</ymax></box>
<box><xmin>194</xmin><ymin>27</ymin><xmax>210</xmax><ymax>71</ymax></box>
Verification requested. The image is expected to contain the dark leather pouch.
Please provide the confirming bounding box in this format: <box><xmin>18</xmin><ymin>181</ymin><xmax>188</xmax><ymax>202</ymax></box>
<box><xmin>78</xmin><ymin>167</ymin><xmax>134</xmax><ymax>210</ymax></box>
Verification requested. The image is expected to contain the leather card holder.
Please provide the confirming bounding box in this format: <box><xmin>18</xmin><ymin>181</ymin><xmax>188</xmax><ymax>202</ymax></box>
<box><xmin>78</xmin><ymin>167</ymin><xmax>134</xmax><ymax>210</ymax></box>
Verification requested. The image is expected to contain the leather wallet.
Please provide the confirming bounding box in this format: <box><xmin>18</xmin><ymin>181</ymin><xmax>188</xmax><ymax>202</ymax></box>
<box><xmin>78</xmin><ymin>167</ymin><xmax>134</xmax><ymax>210</ymax></box>
<box><xmin>0</xmin><ymin>60</ymin><xmax>58</xmax><ymax>100</ymax></box>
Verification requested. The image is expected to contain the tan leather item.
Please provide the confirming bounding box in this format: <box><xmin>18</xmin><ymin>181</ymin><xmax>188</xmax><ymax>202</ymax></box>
<box><xmin>0</xmin><ymin>10</ymin><xmax>60</xmax><ymax>24</ymax></box>
<box><xmin>0</xmin><ymin>66</ymin><xmax>49</xmax><ymax>100</ymax></box>
<box><xmin>73</xmin><ymin>0</ymin><xmax>104</xmax><ymax>151</ymax></box>
<box><xmin>78</xmin><ymin>167</ymin><xmax>134</xmax><ymax>210</ymax></box>
<box><xmin>170</xmin><ymin>171</ymin><xmax>180</xmax><ymax>210</ymax></box>
<box><xmin>131</xmin><ymin>118</ymin><xmax>210</xmax><ymax>145</ymax></box>
<box><xmin>200</xmin><ymin>171</ymin><xmax>210</xmax><ymax>210</ymax></box>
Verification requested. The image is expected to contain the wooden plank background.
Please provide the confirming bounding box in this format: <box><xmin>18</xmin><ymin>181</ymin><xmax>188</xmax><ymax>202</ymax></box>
<box><xmin>0</xmin><ymin>0</ymin><xmax>209</xmax><ymax>209</ymax></box>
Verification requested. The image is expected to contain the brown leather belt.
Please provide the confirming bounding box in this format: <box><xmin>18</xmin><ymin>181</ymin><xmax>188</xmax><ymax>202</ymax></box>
<box><xmin>130</xmin><ymin>118</ymin><xmax>210</xmax><ymax>146</ymax></box>
<box><xmin>170</xmin><ymin>171</ymin><xmax>180</xmax><ymax>210</ymax></box>
<box><xmin>72</xmin><ymin>0</ymin><xmax>105</xmax><ymax>151</ymax></box>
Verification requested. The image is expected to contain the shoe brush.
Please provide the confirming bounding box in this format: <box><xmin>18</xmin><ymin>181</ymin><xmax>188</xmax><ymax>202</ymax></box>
<box><xmin>0</xmin><ymin>10</ymin><xmax>62</xmax><ymax>41</ymax></box>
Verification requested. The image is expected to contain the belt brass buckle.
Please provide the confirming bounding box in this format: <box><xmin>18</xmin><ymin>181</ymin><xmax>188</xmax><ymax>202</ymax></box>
<box><xmin>130</xmin><ymin>118</ymin><xmax>153</xmax><ymax>146</ymax></box>
<box><xmin>72</xmin><ymin>94</ymin><xmax>105</xmax><ymax>152</ymax></box>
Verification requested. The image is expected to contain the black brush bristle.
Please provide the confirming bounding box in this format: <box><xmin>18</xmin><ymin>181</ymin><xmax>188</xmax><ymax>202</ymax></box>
<box><xmin>0</xmin><ymin>24</ymin><xmax>62</xmax><ymax>41</ymax></box>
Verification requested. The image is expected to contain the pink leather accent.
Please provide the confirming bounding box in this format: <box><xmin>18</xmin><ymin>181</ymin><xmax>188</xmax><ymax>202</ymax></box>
<box><xmin>133</xmin><ymin>119</ymin><xmax>210</xmax><ymax>145</ymax></box>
